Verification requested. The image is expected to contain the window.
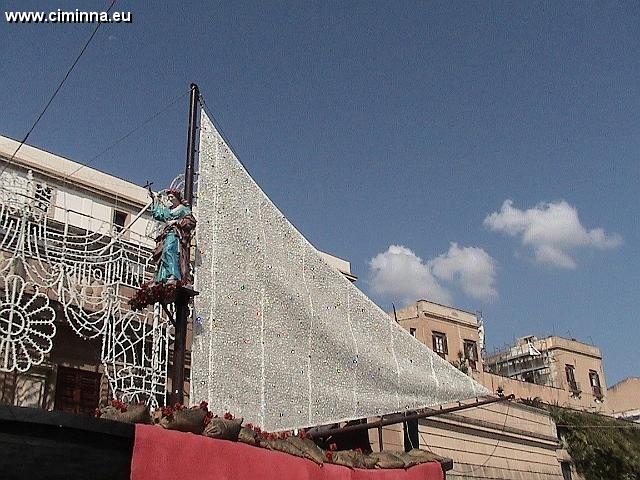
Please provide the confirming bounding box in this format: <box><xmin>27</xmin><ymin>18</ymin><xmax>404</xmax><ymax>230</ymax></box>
<box><xmin>113</xmin><ymin>210</ymin><xmax>127</xmax><ymax>232</ymax></box>
<box><xmin>464</xmin><ymin>340</ymin><xmax>478</xmax><ymax>370</ymax></box>
<box><xmin>589</xmin><ymin>370</ymin><xmax>602</xmax><ymax>397</ymax></box>
<box><xmin>54</xmin><ymin>366</ymin><xmax>102</xmax><ymax>415</ymax></box>
<box><xmin>561</xmin><ymin>461</ymin><xmax>572</xmax><ymax>480</ymax></box>
<box><xmin>565</xmin><ymin>365</ymin><xmax>579</xmax><ymax>392</ymax></box>
<box><xmin>409</xmin><ymin>328</ymin><xmax>416</xmax><ymax>337</ymax></box>
<box><xmin>432</xmin><ymin>331</ymin><xmax>448</xmax><ymax>359</ymax></box>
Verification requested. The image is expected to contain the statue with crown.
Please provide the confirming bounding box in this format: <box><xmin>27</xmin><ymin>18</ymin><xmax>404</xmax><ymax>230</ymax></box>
<box><xmin>129</xmin><ymin>187</ymin><xmax>196</xmax><ymax>310</ymax></box>
<box><xmin>151</xmin><ymin>188</ymin><xmax>196</xmax><ymax>285</ymax></box>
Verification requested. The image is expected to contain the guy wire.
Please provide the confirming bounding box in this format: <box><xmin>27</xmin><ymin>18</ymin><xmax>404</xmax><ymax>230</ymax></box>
<box><xmin>1</xmin><ymin>0</ymin><xmax>118</xmax><ymax>176</ymax></box>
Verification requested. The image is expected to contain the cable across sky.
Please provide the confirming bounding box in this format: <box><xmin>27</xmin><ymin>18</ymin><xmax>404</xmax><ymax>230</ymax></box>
<box><xmin>0</xmin><ymin>0</ymin><xmax>118</xmax><ymax>177</ymax></box>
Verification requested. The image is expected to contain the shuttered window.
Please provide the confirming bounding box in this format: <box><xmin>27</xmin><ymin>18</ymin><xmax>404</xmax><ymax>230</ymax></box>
<box><xmin>432</xmin><ymin>332</ymin><xmax>448</xmax><ymax>359</ymax></box>
<box><xmin>54</xmin><ymin>366</ymin><xmax>101</xmax><ymax>415</ymax></box>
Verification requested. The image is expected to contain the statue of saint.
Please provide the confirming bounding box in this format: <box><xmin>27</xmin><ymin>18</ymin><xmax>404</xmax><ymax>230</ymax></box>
<box><xmin>151</xmin><ymin>189</ymin><xmax>196</xmax><ymax>285</ymax></box>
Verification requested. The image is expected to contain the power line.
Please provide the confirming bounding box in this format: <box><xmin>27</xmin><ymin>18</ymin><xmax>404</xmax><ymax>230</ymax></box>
<box><xmin>0</xmin><ymin>0</ymin><xmax>118</xmax><ymax>177</ymax></box>
<box><xmin>62</xmin><ymin>90</ymin><xmax>190</xmax><ymax>183</ymax></box>
<box><xmin>411</xmin><ymin>401</ymin><xmax>513</xmax><ymax>475</ymax></box>
<box><xmin>448</xmin><ymin>401</ymin><xmax>512</xmax><ymax>475</ymax></box>
<box><xmin>555</xmin><ymin>424</ymin><xmax>640</xmax><ymax>428</ymax></box>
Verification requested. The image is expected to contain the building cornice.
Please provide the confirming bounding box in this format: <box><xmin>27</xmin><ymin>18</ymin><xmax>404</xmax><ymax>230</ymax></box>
<box><xmin>0</xmin><ymin>136</ymin><xmax>148</xmax><ymax>208</ymax></box>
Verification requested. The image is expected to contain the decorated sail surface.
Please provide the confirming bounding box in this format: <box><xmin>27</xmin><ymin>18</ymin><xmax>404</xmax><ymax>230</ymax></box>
<box><xmin>192</xmin><ymin>111</ymin><xmax>489</xmax><ymax>431</ymax></box>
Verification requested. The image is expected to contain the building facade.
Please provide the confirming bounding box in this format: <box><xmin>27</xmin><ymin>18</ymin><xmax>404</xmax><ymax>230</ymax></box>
<box><xmin>394</xmin><ymin>300</ymin><xmax>483</xmax><ymax>373</ymax></box>
<box><xmin>389</xmin><ymin>299</ymin><xmax>620</xmax><ymax>479</ymax></box>
<box><xmin>371</xmin><ymin>401</ymin><xmax>570</xmax><ymax>480</ymax></box>
<box><xmin>0</xmin><ymin>135</ymin><xmax>163</xmax><ymax>413</ymax></box>
<box><xmin>483</xmin><ymin>336</ymin><xmax>608</xmax><ymax>413</ymax></box>
<box><xmin>606</xmin><ymin>377</ymin><xmax>640</xmax><ymax>422</ymax></box>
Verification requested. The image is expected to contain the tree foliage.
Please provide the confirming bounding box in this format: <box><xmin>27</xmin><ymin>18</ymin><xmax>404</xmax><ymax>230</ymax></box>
<box><xmin>549</xmin><ymin>406</ymin><xmax>640</xmax><ymax>480</ymax></box>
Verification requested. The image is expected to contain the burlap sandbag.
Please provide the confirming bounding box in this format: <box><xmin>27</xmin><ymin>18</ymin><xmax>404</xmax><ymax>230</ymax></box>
<box><xmin>100</xmin><ymin>404</ymin><xmax>152</xmax><ymax>424</ymax></box>
<box><xmin>151</xmin><ymin>409</ymin><xmax>163</xmax><ymax>425</ymax></box>
<box><xmin>360</xmin><ymin>452</ymin><xmax>378</xmax><ymax>469</ymax></box>
<box><xmin>266</xmin><ymin>438</ymin><xmax>307</xmax><ymax>458</ymax></box>
<box><xmin>369</xmin><ymin>451</ymin><xmax>405</xmax><ymax>469</ymax></box>
<box><xmin>330</xmin><ymin>450</ymin><xmax>366</xmax><ymax>469</ymax></box>
<box><xmin>204</xmin><ymin>417</ymin><xmax>243</xmax><ymax>441</ymax></box>
<box><xmin>285</xmin><ymin>437</ymin><xmax>325</xmax><ymax>465</ymax></box>
<box><xmin>406</xmin><ymin>448</ymin><xmax>443</xmax><ymax>464</ymax></box>
<box><xmin>238</xmin><ymin>427</ymin><xmax>262</xmax><ymax>446</ymax></box>
<box><xmin>160</xmin><ymin>408</ymin><xmax>206</xmax><ymax>434</ymax></box>
<box><xmin>394</xmin><ymin>452</ymin><xmax>420</xmax><ymax>468</ymax></box>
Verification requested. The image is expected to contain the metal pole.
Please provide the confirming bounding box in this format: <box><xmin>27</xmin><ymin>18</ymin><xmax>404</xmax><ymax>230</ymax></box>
<box><xmin>170</xmin><ymin>83</ymin><xmax>199</xmax><ymax>406</ymax></box>
<box><xmin>306</xmin><ymin>395</ymin><xmax>514</xmax><ymax>439</ymax></box>
<box><xmin>171</xmin><ymin>291</ymin><xmax>190</xmax><ymax>405</ymax></box>
<box><xmin>184</xmin><ymin>83</ymin><xmax>199</xmax><ymax>205</ymax></box>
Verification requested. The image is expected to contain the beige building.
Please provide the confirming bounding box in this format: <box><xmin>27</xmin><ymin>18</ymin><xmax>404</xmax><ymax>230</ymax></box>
<box><xmin>0</xmin><ymin>135</ymin><xmax>158</xmax><ymax>412</ymax></box>
<box><xmin>394</xmin><ymin>300</ymin><xmax>484</xmax><ymax>373</ymax></box>
<box><xmin>395</xmin><ymin>299</ymin><xmax>610</xmax><ymax>414</ymax></box>
<box><xmin>483</xmin><ymin>336</ymin><xmax>608</xmax><ymax>413</ymax></box>
<box><xmin>390</xmin><ymin>299</ymin><xmax>615</xmax><ymax>479</ymax></box>
<box><xmin>371</xmin><ymin>400</ymin><xmax>571</xmax><ymax>480</ymax></box>
<box><xmin>607</xmin><ymin>377</ymin><xmax>640</xmax><ymax>421</ymax></box>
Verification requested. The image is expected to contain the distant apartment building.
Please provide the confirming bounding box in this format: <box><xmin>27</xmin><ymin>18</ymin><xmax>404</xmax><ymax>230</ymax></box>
<box><xmin>483</xmin><ymin>336</ymin><xmax>607</xmax><ymax>412</ymax></box>
<box><xmin>394</xmin><ymin>300</ymin><xmax>483</xmax><ymax>373</ymax></box>
<box><xmin>607</xmin><ymin>377</ymin><xmax>640</xmax><ymax>422</ymax></box>
<box><xmin>388</xmin><ymin>300</ymin><xmax>570</xmax><ymax>479</ymax></box>
<box><xmin>394</xmin><ymin>300</ymin><xmax>611</xmax><ymax>416</ymax></box>
<box><xmin>485</xmin><ymin>336</ymin><xmax>606</xmax><ymax>398</ymax></box>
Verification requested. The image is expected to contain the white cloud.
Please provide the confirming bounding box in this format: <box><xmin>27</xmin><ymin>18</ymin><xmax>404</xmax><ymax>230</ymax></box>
<box><xmin>430</xmin><ymin>243</ymin><xmax>497</xmax><ymax>301</ymax></box>
<box><xmin>369</xmin><ymin>245</ymin><xmax>451</xmax><ymax>305</ymax></box>
<box><xmin>368</xmin><ymin>244</ymin><xmax>497</xmax><ymax>306</ymax></box>
<box><xmin>484</xmin><ymin>200</ymin><xmax>622</xmax><ymax>269</ymax></box>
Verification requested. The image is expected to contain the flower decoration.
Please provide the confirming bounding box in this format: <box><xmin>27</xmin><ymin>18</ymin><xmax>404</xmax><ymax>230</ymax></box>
<box><xmin>111</xmin><ymin>399</ymin><xmax>128</xmax><ymax>412</ymax></box>
<box><xmin>129</xmin><ymin>280</ymin><xmax>185</xmax><ymax>311</ymax></box>
<box><xmin>0</xmin><ymin>275</ymin><xmax>56</xmax><ymax>372</ymax></box>
<box><xmin>160</xmin><ymin>406</ymin><xmax>174</xmax><ymax>420</ymax></box>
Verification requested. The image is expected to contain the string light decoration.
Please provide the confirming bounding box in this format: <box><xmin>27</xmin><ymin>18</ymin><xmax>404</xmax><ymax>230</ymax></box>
<box><xmin>0</xmin><ymin>169</ymin><xmax>170</xmax><ymax>407</ymax></box>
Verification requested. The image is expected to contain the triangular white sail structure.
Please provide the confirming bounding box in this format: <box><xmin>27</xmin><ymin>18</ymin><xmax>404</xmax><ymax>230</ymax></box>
<box><xmin>191</xmin><ymin>111</ymin><xmax>489</xmax><ymax>431</ymax></box>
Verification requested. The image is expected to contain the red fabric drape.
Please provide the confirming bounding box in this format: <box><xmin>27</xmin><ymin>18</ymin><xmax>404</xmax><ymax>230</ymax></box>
<box><xmin>131</xmin><ymin>425</ymin><xmax>444</xmax><ymax>480</ymax></box>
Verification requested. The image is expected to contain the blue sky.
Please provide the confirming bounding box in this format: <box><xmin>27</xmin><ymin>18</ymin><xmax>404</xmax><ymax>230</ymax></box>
<box><xmin>1</xmin><ymin>1</ymin><xmax>638</xmax><ymax>386</ymax></box>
